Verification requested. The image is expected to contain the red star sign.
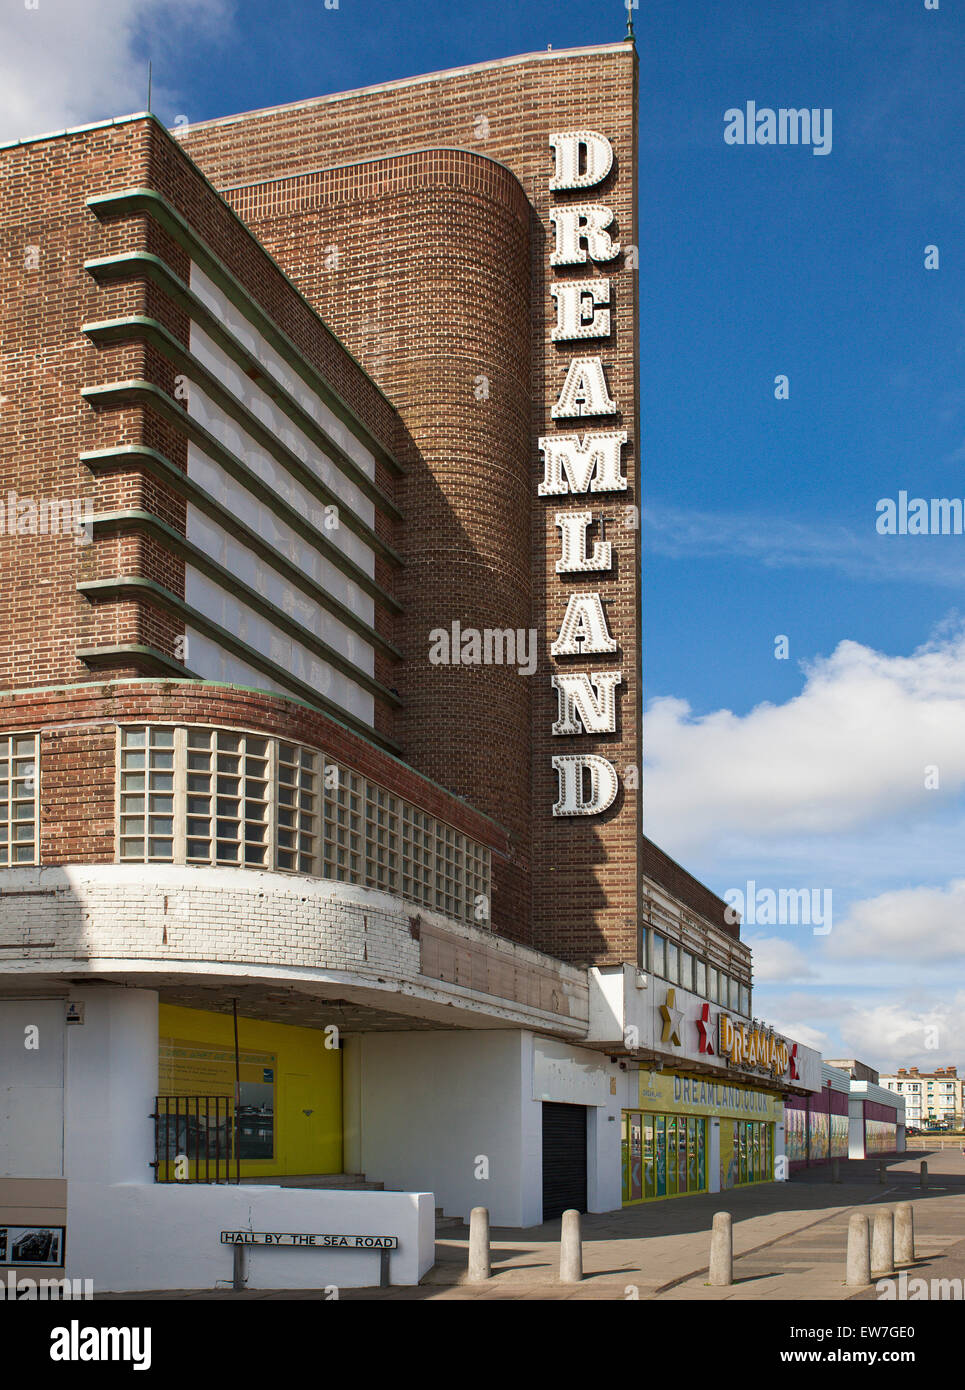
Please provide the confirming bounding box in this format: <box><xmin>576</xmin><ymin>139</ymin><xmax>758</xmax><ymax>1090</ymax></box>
<box><xmin>789</xmin><ymin>1043</ymin><xmax>799</xmax><ymax>1081</ymax></box>
<box><xmin>696</xmin><ymin>1002</ymin><xmax>715</xmax><ymax>1055</ymax></box>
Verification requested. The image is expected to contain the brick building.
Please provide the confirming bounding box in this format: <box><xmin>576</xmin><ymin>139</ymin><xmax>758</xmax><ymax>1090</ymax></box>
<box><xmin>0</xmin><ymin>41</ymin><xmax>821</xmax><ymax>1291</ymax></box>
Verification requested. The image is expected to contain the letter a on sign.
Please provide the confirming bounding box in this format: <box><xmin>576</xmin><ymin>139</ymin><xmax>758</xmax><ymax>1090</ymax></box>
<box><xmin>551</xmin><ymin>592</ymin><xmax>617</xmax><ymax>656</ymax></box>
<box><xmin>552</xmin><ymin>358</ymin><xmax>618</xmax><ymax>419</ymax></box>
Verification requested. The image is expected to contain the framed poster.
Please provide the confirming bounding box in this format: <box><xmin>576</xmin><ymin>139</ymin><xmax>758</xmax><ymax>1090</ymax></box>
<box><xmin>0</xmin><ymin>1226</ymin><xmax>65</xmax><ymax>1267</ymax></box>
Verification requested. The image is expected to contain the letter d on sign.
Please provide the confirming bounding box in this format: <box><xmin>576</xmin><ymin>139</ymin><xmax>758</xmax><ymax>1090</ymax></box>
<box><xmin>552</xmin><ymin>754</ymin><xmax>619</xmax><ymax>816</ymax></box>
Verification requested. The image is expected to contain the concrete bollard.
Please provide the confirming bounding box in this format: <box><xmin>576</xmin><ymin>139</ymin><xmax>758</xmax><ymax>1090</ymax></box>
<box><xmin>468</xmin><ymin>1206</ymin><xmax>491</xmax><ymax>1282</ymax></box>
<box><xmin>871</xmin><ymin>1207</ymin><xmax>895</xmax><ymax>1276</ymax></box>
<box><xmin>559</xmin><ymin>1209</ymin><xmax>583</xmax><ymax>1283</ymax></box>
<box><xmin>895</xmin><ymin>1203</ymin><xmax>915</xmax><ymax>1266</ymax></box>
<box><xmin>920</xmin><ymin>1160</ymin><xmax>928</xmax><ymax>1190</ymax></box>
<box><xmin>831</xmin><ymin>1158</ymin><xmax>841</xmax><ymax>1184</ymax></box>
<box><xmin>846</xmin><ymin>1213</ymin><xmax>871</xmax><ymax>1287</ymax></box>
<box><xmin>709</xmin><ymin>1211</ymin><xmax>733</xmax><ymax>1286</ymax></box>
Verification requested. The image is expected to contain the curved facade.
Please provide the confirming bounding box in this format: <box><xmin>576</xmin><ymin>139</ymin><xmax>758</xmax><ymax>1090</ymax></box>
<box><xmin>0</xmin><ymin>44</ymin><xmax>827</xmax><ymax>1292</ymax></box>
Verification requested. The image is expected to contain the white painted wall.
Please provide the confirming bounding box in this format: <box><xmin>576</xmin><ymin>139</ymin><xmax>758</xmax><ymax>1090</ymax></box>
<box><xmin>66</xmin><ymin>1182</ymin><xmax>433</xmax><ymax>1290</ymax></box>
<box><xmin>532</xmin><ymin>1035</ymin><xmax>622</xmax><ymax>1216</ymax></box>
<box><xmin>64</xmin><ymin>987</ymin><xmax>157</xmax><ymax>1186</ymax></box>
<box><xmin>357</xmin><ymin>1031</ymin><xmax>530</xmax><ymax>1226</ymax></box>
<box><xmin>0</xmin><ymin>998</ymin><xmax>65</xmax><ymax>1178</ymax></box>
<box><xmin>356</xmin><ymin>1030</ymin><xmax>622</xmax><ymax>1227</ymax></box>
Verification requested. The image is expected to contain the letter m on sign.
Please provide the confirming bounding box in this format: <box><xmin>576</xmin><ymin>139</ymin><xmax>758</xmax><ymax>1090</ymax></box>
<box><xmin>538</xmin><ymin>431</ymin><xmax>629</xmax><ymax>496</ymax></box>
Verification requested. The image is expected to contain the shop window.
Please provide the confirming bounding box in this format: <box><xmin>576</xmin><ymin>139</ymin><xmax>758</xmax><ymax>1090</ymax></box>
<box><xmin>695</xmin><ymin>958</ymin><xmax>707</xmax><ymax>998</ymax></box>
<box><xmin>622</xmin><ymin>1110</ymin><xmax>707</xmax><ymax>1204</ymax></box>
<box><xmin>708</xmin><ymin>966</ymin><xmax>718</xmax><ymax>1004</ymax></box>
<box><xmin>666</xmin><ymin>940</ymin><xmax>679</xmax><ymax>985</ymax></box>
<box><xmin>679</xmin><ymin>949</ymin><xmax>693</xmax><ymax>993</ymax></box>
<box><xmin>0</xmin><ymin>732</ymin><xmax>40</xmax><ymax>865</ymax></box>
<box><xmin>651</xmin><ymin>932</ymin><xmax>666</xmax><ymax>979</ymax></box>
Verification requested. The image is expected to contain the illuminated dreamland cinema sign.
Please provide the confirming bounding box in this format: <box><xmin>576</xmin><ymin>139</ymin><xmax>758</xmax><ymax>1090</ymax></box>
<box><xmin>544</xmin><ymin>130</ymin><xmax>626</xmax><ymax>818</ymax></box>
<box><xmin>717</xmin><ymin>1013</ymin><xmax>800</xmax><ymax>1082</ymax></box>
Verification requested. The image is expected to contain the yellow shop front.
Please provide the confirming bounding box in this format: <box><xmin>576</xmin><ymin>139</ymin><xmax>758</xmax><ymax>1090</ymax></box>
<box><xmin>155</xmin><ymin>1003</ymin><xmax>342</xmax><ymax>1181</ymax></box>
<box><xmin>622</xmin><ymin>1070</ymin><xmax>783</xmax><ymax>1204</ymax></box>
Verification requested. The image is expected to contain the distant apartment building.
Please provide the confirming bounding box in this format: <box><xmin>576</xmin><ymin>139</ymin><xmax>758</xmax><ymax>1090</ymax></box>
<box><xmin>881</xmin><ymin>1067</ymin><xmax>963</xmax><ymax>1128</ymax></box>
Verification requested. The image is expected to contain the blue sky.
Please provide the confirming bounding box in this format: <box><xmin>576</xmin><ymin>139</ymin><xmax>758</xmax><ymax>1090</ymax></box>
<box><xmin>3</xmin><ymin>0</ymin><xmax>964</xmax><ymax>1068</ymax></box>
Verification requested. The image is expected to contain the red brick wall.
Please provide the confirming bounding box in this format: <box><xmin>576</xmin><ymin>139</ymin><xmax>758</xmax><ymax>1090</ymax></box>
<box><xmin>180</xmin><ymin>44</ymin><xmax>643</xmax><ymax>965</ymax></box>
<box><xmin>0</xmin><ymin>116</ymin><xmax>404</xmax><ymax>728</ymax></box>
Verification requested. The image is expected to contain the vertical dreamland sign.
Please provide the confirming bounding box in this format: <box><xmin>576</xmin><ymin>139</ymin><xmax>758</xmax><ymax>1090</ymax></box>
<box><xmin>535</xmin><ymin>45</ymin><xmax>642</xmax><ymax>966</ymax></box>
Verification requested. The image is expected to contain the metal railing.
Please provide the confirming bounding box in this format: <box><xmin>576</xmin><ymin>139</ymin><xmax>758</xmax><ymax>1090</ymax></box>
<box><xmin>151</xmin><ymin>1095</ymin><xmax>234</xmax><ymax>1183</ymax></box>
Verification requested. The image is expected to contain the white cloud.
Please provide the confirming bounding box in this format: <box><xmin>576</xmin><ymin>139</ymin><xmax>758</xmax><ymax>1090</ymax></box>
<box><xmin>837</xmin><ymin>996</ymin><xmax>965</xmax><ymax>1072</ymax></box>
<box><xmin>645</xmin><ymin>626</ymin><xmax>965</xmax><ymax>858</ymax></box>
<box><xmin>744</xmin><ymin>934</ymin><xmax>816</xmax><ymax>983</ymax></box>
<box><xmin>752</xmin><ymin>986</ymin><xmax>965</xmax><ymax>1073</ymax></box>
<box><xmin>0</xmin><ymin>0</ymin><xmax>232</xmax><ymax>144</ymax></box>
<box><xmin>828</xmin><ymin>879</ymin><xmax>965</xmax><ymax>962</ymax></box>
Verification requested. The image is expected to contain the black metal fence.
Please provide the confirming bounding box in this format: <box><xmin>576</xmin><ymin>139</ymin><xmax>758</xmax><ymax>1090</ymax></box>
<box><xmin>151</xmin><ymin>1095</ymin><xmax>234</xmax><ymax>1183</ymax></box>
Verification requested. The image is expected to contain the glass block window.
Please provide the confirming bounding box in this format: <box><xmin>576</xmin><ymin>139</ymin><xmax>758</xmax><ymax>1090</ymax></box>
<box><xmin>119</xmin><ymin>726</ymin><xmax>175</xmax><ymax>861</ymax></box>
<box><xmin>184</xmin><ymin>728</ymin><xmax>270</xmax><ymax>867</ymax></box>
<box><xmin>464</xmin><ymin>838</ymin><xmax>490</xmax><ymax>927</ymax></box>
<box><xmin>364</xmin><ymin>782</ymin><xmax>400</xmax><ymax>893</ymax></box>
<box><xmin>434</xmin><ymin>822</ymin><xmax>464</xmax><ymax>919</ymax></box>
<box><xmin>0</xmin><ymin>733</ymin><xmax>39</xmax><ymax>865</ymax></box>
<box><xmin>277</xmin><ymin>742</ymin><xmax>318</xmax><ymax>875</ymax></box>
<box><xmin>116</xmin><ymin>725</ymin><xmax>491</xmax><ymax>927</ymax></box>
<box><xmin>322</xmin><ymin>764</ymin><xmax>363</xmax><ymax>883</ymax></box>
<box><xmin>401</xmin><ymin>804</ymin><xmax>434</xmax><ymax>906</ymax></box>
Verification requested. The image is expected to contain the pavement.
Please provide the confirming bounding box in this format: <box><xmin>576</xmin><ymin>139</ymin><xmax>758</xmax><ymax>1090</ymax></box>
<box><xmin>94</xmin><ymin>1148</ymin><xmax>965</xmax><ymax>1302</ymax></box>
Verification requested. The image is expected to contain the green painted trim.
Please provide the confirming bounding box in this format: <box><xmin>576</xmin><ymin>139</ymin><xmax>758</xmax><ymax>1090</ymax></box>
<box><xmin>0</xmin><ymin>676</ymin><xmax>509</xmax><ymax>840</ymax></box>
<box><xmin>75</xmin><ymin>642</ymin><xmax>198</xmax><ymax>678</ymax></box>
<box><xmin>82</xmin><ymin>316</ymin><xmax>402</xmax><ymax>561</ymax></box>
<box><xmin>79</xmin><ymin>385</ymin><xmax>402</xmax><ymax>604</ymax></box>
<box><xmin>76</xmin><ymin>575</ymin><xmax>401</xmax><ymax>752</ymax></box>
<box><xmin>81</xmin><ymin>444</ymin><xmax>402</xmax><ymax>647</ymax></box>
<box><xmin>85</xmin><ymin>253</ymin><xmax>401</xmax><ymax>519</ymax></box>
<box><xmin>91</xmin><ymin>508</ymin><xmax>401</xmax><ymax>706</ymax></box>
<box><xmin>85</xmin><ymin>187</ymin><xmax>403</xmax><ymax>475</ymax></box>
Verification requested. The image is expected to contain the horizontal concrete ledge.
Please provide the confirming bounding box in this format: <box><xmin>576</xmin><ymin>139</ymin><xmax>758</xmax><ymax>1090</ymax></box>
<box><xmin>0</xmin><ymin>865</ymin><xmax>589</xmax><ymax>1037</ymax></box>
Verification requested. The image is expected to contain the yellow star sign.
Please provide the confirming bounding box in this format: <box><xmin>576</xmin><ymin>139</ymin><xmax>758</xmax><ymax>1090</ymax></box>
<box><xmin>659</xmin><ymin>988</ymin><xmax>683</xmax><ymax>1047</ymax></box>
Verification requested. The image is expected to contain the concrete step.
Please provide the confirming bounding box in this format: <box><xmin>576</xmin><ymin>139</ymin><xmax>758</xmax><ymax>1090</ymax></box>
<box><xmin>435</xmin><ymin>1207</ymin><xmax>464</xmax><ymax>1231</ymax></box>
